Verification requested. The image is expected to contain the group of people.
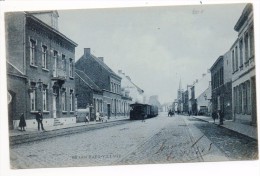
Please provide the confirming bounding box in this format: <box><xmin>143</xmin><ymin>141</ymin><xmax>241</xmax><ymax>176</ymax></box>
<box><xmin>18</xmin><ymin>109</ymin><xmax>45</xmax><ymax>132</ymax></box>
<box><xmin>168</xmin><ymin>109</ymin><xmax>175</xmax><ymax>117</ymax></box>
<box><xmin>212</xmin><ymin>110</ymin><xmax>224</xmax><ymax>125</ymax></box>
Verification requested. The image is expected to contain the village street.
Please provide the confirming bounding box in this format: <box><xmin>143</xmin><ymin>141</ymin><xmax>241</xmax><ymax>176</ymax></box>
<box><xmin>10</xmin><ymin>112</ymin><xmax>258</xmax><ymax>169</ymax></box>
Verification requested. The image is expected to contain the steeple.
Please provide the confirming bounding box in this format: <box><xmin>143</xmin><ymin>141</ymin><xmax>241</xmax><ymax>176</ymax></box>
<box><xmin>179</xmin><ymin>77</ymin><xmax>182</xmax><ymax>90</ymax></box>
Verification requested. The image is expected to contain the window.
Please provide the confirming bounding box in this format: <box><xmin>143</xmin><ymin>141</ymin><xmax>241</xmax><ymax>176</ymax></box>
<box><xmin>111</xmin><ymin>99</ymin><xmax>114</xmax><ymax>113</ymax></box>
<box><xmin>114</xmin><ymin>99</ymin><xmax>117</xmax><ymax>114</ymax></box>
<box><xmin>239</xmin><ymin>39</ymin><xmax>243</xmax><ymax>67</ymax></box>
<box><xmin>62</xmin><ymin>89</ymin><xmax>66</xmax><ymax>111</ymax></box>
<box><xmin>30</xmin><ymin>39</ymin><xmax>36</xmax><ymax>66</ymax></box>
<box><xmin>233</xmin><ymin>87</ymin><xmax>236</xmax><ymax>113</ymax></box>
<box><xmin>249</xmin><ymin>26</ymin><xmax>254</xmax><ymax>58</ymax></box>
<box><xmin>30</xmin><ymin>82</ymin><xmax>36</xmax><ymax>111</ymax></box>
<box><xmin>62</xmin><ymin>54</ymin><xmax>66</xmax><ymax>74</ymax></box>
<box><xmin>69</xmin><ymin>58</ymin><xmax>73</xmax><ymax>77</ymax></box>
<box><xmin>42</xmin><ymin>85</ymin><xmax>48</xmax><ymax>111</ymax></box>
<box><xmin>70</xmin><ymin>89</ymin><xmax>74</xmax><ymax>112</ymax></box>
<box><xmin>243</xmin><ymin>83</ymin><xmax>247</xmax><ymax>114</ymax></box>
<box><xmin>42</xmin><ymin>45</ymin><xmax>47</xmax><ymax>69</ymax></box>
<box><xmin>247</xmin><ymin>81</ymin><xmax>251</xmax><ymax>114</ymax></box>
<box><xmin>235</xmin><ymin>46</ymin><xmax>238</xmax><ymax>70</ymax></box>
<box><xmin>220</xmin><ymin>68</ymin><xmax>223</xmax><ymax>85</ymax></box>
<box><xmin>232</xmin><ymin>50</ymin><xmax>236</xmax><ymax>72</ymax></box>
<box><xmin>53</xmin><ymin>50</ymin><xmax>58</xmax><ymax>77</ymax></box>
<box><xmin>236</xmin><ymin>86</ymin><xmax>239</xmax><ymax>114</ymax></box>
<box><xmin>244</xmin><ymin>33</ymin><xmax>249</xmax><ymax>62</ymax></box>
<box><xmin>239</xmin><ymin>85</ymin><xmax>243</xmax><ymax>113</ymax></box>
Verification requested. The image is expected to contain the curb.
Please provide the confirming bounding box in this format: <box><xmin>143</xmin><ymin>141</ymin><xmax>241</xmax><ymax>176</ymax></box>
<box><xmin>10</xmin><ymin>119</ymin><xmax>130</xmax><ymax>146</ymax></box>
<box><xmin>191</xmin><ymin>116</ymin><xmax>257</xmax><ymax>141</ymax></box>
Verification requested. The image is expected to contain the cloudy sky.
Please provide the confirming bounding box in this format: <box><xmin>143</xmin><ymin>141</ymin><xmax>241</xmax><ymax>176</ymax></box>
<box><xmin>58</xmin><ymin>3</ymin><xmax>246</xmax><ymax>104</ymax></box>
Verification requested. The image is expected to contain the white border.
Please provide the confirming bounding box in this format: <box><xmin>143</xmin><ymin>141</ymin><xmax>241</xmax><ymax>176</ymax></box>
<box><xmin>1</xmin><ymin>1</ymin><xmax>259</xmax><ymax>176</ymax></box>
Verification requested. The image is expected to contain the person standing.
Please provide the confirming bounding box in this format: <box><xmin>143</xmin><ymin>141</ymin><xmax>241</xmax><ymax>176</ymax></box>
<box><xmin>218</xmin><ymin>110</ymin><xmax>224</xmax><ymax>125</ymax></box>
<box><xmin>18</xmin><ymin>113</ymin><xmax>26</xmax><ymax>131</ymax></box>
<box><xmin>35</xmin><ymin>109</ymin><xmax>45</xmax><ymax>131</ymax></box>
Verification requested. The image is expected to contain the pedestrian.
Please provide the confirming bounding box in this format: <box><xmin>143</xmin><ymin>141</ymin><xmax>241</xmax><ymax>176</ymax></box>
<box><xmin>218</xmin><ymin>110</ymin><xmax>224</xmax><ymax>125</ymax></box>
<box><xmin>18</xmin><ymin>113</ymin><xmax>26</xmax><ymax>131</ymax></box>
<box><xmin>96</xmin><ymin>112</ymin><xmax>100</xmax><ymax>122</ymax></box>
<box><xmin>212</xmin><ymin>111</ymin><xmax>217</xmax><ymax>123</ymax></box>
<box><xmin>85</xmin><ymin>114</ymin><xmax>90</xmax><ymax>123</ymax></box>
<box><xmin>35</xmin><ymin>109</ymin><xmax>45</xmax><ymax>131</ymax></box>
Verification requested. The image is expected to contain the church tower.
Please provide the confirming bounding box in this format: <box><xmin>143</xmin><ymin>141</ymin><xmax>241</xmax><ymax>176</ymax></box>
<box><xmin>177</xmin><ymin>78</ymin><xmax>183</xmax><ymax>112</ymax></box>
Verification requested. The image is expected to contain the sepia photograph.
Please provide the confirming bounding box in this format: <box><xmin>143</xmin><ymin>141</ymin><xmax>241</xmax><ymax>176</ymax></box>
<box><xmin>0</xmin><ymin>0</ymin><xmax>259</xmax><ymax>176</ymax></box>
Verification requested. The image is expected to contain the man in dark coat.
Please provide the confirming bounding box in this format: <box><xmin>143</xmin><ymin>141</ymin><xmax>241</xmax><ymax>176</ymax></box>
<box><xmin>19</xmin><ymin>113</ymin><xmax>26</xmax><ymax>131</ymax></box>
<box><xmin>36</xmin><ymin>109</ymin><xmax>45</xmax><ymax>131</ymax></box>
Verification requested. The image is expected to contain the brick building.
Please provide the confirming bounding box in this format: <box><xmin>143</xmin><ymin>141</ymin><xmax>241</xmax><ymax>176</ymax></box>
<box><xmin>231</xmin><ymin>4</ymin><xmax>256</xmax><ymax>125</ymax></box>
<box><xmin>210</xmin><ymin>51</ymin><xmax>233</xmax><ymax>120</ymax></box>
<box><xmin>75</xmin><ymin>48</ymin><xmax>130</xmax><ymax>118</ymax></box>
<box><xmin>75</xmin><ymin>69</ymin><xmax>103</xmax><ymax>122</ymax></box>
<box><xmin>6</xmin><ymin>11</ymin><xmax>78</xmax><ymax>129</ymax></box>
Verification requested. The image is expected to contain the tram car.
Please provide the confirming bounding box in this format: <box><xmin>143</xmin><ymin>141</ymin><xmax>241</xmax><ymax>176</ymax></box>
<box><xmin>130</xmin><ymin>103</ymin><xmax>158</xmax><ymax>120</ymax></box>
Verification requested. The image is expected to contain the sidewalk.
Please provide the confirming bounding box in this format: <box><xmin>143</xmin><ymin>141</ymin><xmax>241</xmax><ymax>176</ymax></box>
<box><xmin>9</xmin><ymin>116</ymin><xmax>129</xmax><ymax>138</ymax></box>
<box><xmin>192</xmin><ymin>116</ymin><xmax>258</xmax><ymax>140</ymax></box>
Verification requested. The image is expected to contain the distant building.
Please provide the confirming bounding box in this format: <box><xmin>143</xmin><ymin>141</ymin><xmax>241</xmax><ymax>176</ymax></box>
<box><xmin>6</xmin><ymin>11</ymin><xmax>78</xmax><ymax>129</ymax></box>
<box><xmin>75</xmin><ymin>48</ymin><xmax>131</xmax><ymax>119</ymax></box>
<box><xmin>118</xmin><ymin>70</ymin><xmax>144</xmax><ymax>104</ymax></box>
<box><xmin>148</xmin><ymin>95</ymin><xmax>162</xmax><ymax>111</ymax></box>
<box><xmin>75</xmin><ymin>69</ymin><xmax>103</xmax><ymax>121</ymax></box>
<box><xmin>177</xmin><ymin>78</ymin><xmax>184</xmax><ymax>112</ymax></box>
<box><xmin>210</xmin><ymin>52</ymin><xmax>232</xmax><ymax>120</ymax></box>
<box><xmin>190</xmin><ymin>72</ymin><xmax>211</xmax><ymax>115</ymax></box>
<box><xmin>231</xmin><ymin>4</ymin><xmax>256</xmax><ymax>125</ymax></box>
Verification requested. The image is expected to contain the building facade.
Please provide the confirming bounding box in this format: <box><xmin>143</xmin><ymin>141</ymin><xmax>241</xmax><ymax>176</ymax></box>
<box><xmin>231</xmin><ymin>4</ymin><xmax>256</xmax><ymax>125</ymax></box>
<box><xmin>190</xmin><ymin>72</ymin><xmax>211</xmax><ymax>115</ymax></box>
<box><xmin>6</xmin><ymin>11</ymin><xmax>78</xmax><ymax>129</ymax></box>
<box><xmin>75</xmin><ymin>48</ymin><xmax>130</xmax><ymax>118</ymax></box>
<box><xmin>118</xmin><ymin>70</ymin><xmax>145</xmax><ymax>104</ymax></box>
<box><xmin>75</xmin><ymin>69</ymin><xmax>103</xmax><ymax>122</ymax></box>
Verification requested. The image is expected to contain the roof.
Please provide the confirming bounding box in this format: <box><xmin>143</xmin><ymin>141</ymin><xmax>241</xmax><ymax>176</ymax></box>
<box><xmin>78</xmin><ymin>53</ymin><xmax>121</xmax><ymax>80</ymax></box>
<box><xmin>26</xmin><ymin>10</ymin><xmax>59</xmax><ymax>17</ymax></box>
<box><xmin>210</xmin><ymin>56</ymin><xmax>223</xmax><ymax>71</ymax></box>
<box><xmin>234</xmin><ymin>4</ymin><xmax>253</xmax><ymax>32</ymax></box>
<box><xmin>6</xmin><ymin>62</ymin><xmax>27</xmax><ymax>78</ymax></box>
<box><xmin>75</xmin><ymin>69</ymin><xmax>102</xmax><ymax>92</ymax></box>
<box><xmin>25</xmin><ymin>13</ymin><xmax>78</xmax><ymax>47</ymax></box>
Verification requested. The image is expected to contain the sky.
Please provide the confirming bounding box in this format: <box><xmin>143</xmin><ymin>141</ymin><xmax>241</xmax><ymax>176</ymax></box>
<box><xmin>58</xmin><ymin>3</ymin><xmax>246</xmax><ymax>104</ymax></box>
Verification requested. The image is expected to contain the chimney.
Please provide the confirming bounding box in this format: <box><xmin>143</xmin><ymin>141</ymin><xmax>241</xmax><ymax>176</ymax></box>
<box><xmin>98</xmin><ymin>57</ymin><xmax>104</xmax><ymax>62</ymax></box>
<box><xmin>118</xmin><ymin>70</ymin><xmax>122</xmax><ymax>74</ymax></box>
<box><xmin>84</xmin><ymin>48</ymin><xmax>91</xmax><ymax>56</ymax></box>
<box><xmin>126</xmin><ymin>76</ymin><xmax>131</xmax><ymax>81</ymax></box>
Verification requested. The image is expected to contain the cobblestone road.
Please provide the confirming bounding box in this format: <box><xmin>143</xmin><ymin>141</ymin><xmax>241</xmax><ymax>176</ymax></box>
<box><xmin>191</xmin><ymin>118</ymin><xmax>258</xmax><ymax>160</ymax></box>
<box><xmin>10</xmin><ymin>113</ymin><xmax>258</xmax><ymax>169</ymax></box>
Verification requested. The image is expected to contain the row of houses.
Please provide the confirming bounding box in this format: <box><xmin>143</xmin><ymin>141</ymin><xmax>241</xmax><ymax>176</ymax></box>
<box><xmin>211</xmin><ymin>3</ymin><xmax>256</xmax><ymax>126</ymax></box>
<box><xmin>6</xmin><ymin>11</ymin><xmax>145</xmax><ymax>129</ymax></box>
<box><xmin>175</xmin><ymin>4</ymin><xmax>256</xmax><ymax>126</ymax></box>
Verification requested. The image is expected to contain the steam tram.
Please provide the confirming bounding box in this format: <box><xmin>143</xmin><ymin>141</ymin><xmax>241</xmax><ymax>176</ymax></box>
<box><xmin>130</xmin><ymin>103</ymin><xmax>158</xmax><ymax>120</ymax></box>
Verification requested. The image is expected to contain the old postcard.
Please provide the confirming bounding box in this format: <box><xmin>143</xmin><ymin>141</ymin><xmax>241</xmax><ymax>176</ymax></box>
<box><xmin>0</xmin><ymin>1</ymin><xmax>259</xmax><ymax>176</ymax></box>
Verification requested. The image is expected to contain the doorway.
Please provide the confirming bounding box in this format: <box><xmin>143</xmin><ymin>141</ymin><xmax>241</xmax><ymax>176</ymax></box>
<box><xmin>107</xmin><ymin>104</ymin><xmax>111</xmax><ymax>119</ymax></box>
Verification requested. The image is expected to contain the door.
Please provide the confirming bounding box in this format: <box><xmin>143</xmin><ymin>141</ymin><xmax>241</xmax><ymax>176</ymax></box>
<box><xmin>53</xmin><ymin>94</ymin><xmax>57</xmax><ymax>119</ymax></box>
<box><xmin>107</xmin><ymin>104</ymin><xmax>111</xmax><ymax>119</ymax></box>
